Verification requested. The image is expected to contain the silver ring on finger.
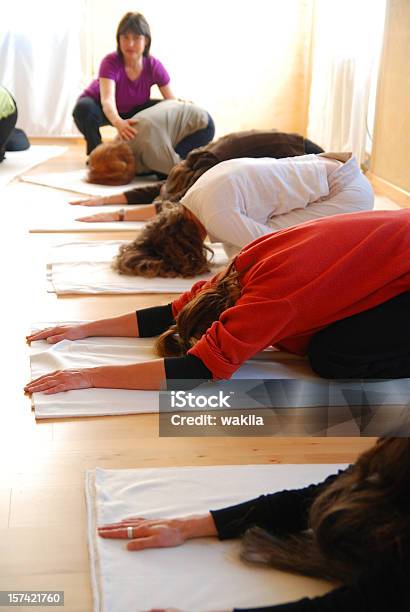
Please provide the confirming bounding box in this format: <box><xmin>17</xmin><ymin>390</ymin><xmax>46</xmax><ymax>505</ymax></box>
<box><xmin>127</xmin><ymin>526</ymin><xmax>133</xmax><ymax>539</ymax></box>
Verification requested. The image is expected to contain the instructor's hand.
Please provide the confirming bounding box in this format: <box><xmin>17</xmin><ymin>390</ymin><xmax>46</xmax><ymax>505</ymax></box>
<box><xmin>24</xmin><ymin>368</ymin><xmax>94</xmax><ymax>395</ymax></box>
<box><xmin>116</xmin><ymin>118</ymin><xmax>138</xmax><ymax>141</ymax></box>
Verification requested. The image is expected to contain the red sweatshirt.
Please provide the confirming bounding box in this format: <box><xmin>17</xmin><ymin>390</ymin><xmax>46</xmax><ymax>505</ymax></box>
<box><xmin>172</xmin><ymin>210</ymin><xmax>410</xmax><ymax>379</ymax></box>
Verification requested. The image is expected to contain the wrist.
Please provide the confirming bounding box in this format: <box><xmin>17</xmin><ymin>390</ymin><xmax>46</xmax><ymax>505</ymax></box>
<box><xmin>179</xmin><ymin>513</ymin><xmax>217</xmax><ymax>540</ymax></box>
<box><xmin>88</xmin><ymin>365</ymin><xmax>107</xmax><ymax>388</ymax></box>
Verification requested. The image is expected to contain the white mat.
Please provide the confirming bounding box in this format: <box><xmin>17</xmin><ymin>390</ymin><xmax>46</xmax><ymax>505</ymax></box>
<box><xmin>29</xmin><ymin>328</ymin><xmax>317</xmax><ymax>419</ymax></box>
<box><xmin>46</xmin><ymin>241</ymin><xmax>229</xmax><ymax>294</ymax></box>
<box><xmin>0</xmin><ymin>145</ymin><xmax>67</xmax><ymax>187</ymax></box>
<box><xmin>21</xmin><ymin>169</ymin><xmax>157</xmax><ymax>196</ymax></box>
<box><xmin>86</xmin><ymin>464</ymin><xmax>344</xmax><ymax>612</ymax></box>
<box><xmin>29</xmin><ymin>205</ymin><xmax>146</xmax><ymax>234</ymax></box>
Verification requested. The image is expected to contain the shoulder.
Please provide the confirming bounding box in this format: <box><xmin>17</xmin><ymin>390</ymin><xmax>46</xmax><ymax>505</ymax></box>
<box><xmin>100</xmin><ymin>51</ymin><xmax>122</xmax><ymax>72</ymax></box>
<box><xmin>145</xmin><ymin>55</ymin><xmax>170</xmax><ymax>84</ymax></box>
<box><xmin>146</xmin><ymin>55</ymin><xmax>165</xmax><ymax>69</ymax></box>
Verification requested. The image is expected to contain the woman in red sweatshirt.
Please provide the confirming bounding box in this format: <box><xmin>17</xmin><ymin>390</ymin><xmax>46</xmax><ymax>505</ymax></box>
<box><xmin>25</xmin><ymin>209</ymin><xmax>410</xmax><ymax>394</ymax></box>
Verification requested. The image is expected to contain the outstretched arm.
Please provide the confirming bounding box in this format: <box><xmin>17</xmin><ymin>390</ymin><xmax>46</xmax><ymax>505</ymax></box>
<box><xmin>76</xmin><ymin>203</ymin><xmax>157</xmax><ymax>223</ymax></box>
<box><xmin>69</xmin><ymin>193</ymin><xmax>128</xmax><ymax>207</ymax></box>
<box><xmin>24</xmin><ymin>359</ymin><xmax>167</xmax><ymax>394</ymax></box>
<box><xmin>99</xmin><ymin>513</ymin><xmax>217</xmax><ymax>550</ymax></box>
<box><xmin>26</xmin><ymin>312</ymin><xmax>140</xmax><ymax>344</ymax></box>
<box><xmin>98</xmin><ymin>472</ymin><xmax>343</xmax><ymax>550</ymax></box>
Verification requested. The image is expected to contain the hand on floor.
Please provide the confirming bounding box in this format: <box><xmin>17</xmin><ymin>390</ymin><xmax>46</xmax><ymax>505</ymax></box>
<box><xmin>26</xmin><ymin>324</ymin><xmax>89</xmax><ymax>344</ymax></box>
<box><xmin>24</xmin><ymin>368</ymin><xmax>94</xmax><ymax>395</ymax></box>
<box><xmin>76</xmin><ymin>211</ymin><xmax>120</xmax><ymax>223</ymax></box>
<box><xmin>98</xmin><ymin>517</ymin><xmax>189</xmax><ymax>551</ymax></box>
<box><xmin>69</xmin><ymin>196</ymin><xmax>107</xmax><ymax>206</ymax></box>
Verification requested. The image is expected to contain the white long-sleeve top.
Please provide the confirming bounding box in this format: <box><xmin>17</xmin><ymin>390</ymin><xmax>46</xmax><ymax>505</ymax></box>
<box><xmin>181</xmin><ymin>153</ymin><xmax>374</xmax><ymax>257</ymax></box>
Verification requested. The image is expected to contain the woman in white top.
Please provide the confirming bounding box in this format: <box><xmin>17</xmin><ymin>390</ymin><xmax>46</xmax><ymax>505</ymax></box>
<box><xmin>114</xmin><ymin>152</ymin><xmax>374</xmax><ymax>277</ymax></box>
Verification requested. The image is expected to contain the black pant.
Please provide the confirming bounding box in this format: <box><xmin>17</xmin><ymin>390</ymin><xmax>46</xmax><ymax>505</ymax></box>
<box><xmin>0</xmin><ymin>107</ymin><xmax>18</xmax><ymax>162</ymax></box>
<box><xmin>303</xmin><ymin>138</ymin><xmax>324</xmax><ymax>154</ymax></box>
<box><xmin>72</xmin><ymin>96</ymin><xmax>161</xmax><ymax>155</ymax></box>
<box><xmin>174</xmin><ymin>113</ymin><xmax>215</xmax><ymax>159</ymax></box>
<box><xmin>307</xmin><ymin>292</ymin><xmax>410</xmax><ymax>379</ymax></box>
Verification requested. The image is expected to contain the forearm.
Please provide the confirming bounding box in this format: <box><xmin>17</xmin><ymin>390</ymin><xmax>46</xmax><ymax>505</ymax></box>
<box><xmin>101</xmin><ymin>193</ymin><xmax>128</xmax><ymax>205</ymax></box>
<box><xmin>210</xmin><ymin>472</ymin><xmax>344</xmax><ymax>539</ymax></box>
<box><xmin>90</xmin><ymin>359</ymin><xmax>166</xmax><ymax>390</ymax></box>
<box><xmin>179</xmin><ymin>513</ymin><xmax>218</xmax><ymax>539</ymax></box>
<box><xmin>83</xmin><ymin>313</ymin><xmax>139</xmax><ymax>338</ymax></box>
<box><xmin>101</xmin><ymin>99</ymin><xmax>121</xmax><ymax>127</ymax></box>
<box><xmin>123</xmin><ymin>204</ymin><xmax>157</xmax><ymax>221</ymax></box>
<box><xmin>124</xmin><ymin>183</ymin><xmax>163</xmax><ymax>204</ymax></box>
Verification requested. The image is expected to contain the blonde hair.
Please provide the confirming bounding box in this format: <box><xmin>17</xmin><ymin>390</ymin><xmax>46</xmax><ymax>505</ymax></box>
<box><xmin>155</xmin><ymin>262</ymin><xmax>241</xmax><ymax>356</ymax></box>
<box><xmin>87</xmin><ymin>142</ymin><xmax>136</xmax><ymax>185</ymax></box>
<box><xmin>114</xmin><ymin>204</ymin><xmax>212</xmax><ymax>278</ymax></box>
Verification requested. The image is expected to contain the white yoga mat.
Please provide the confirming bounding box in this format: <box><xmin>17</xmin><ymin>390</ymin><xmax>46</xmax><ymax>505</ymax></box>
<box><xmin>47</xmin><ymin>241</ymin><xmax>229</xmax><ymax>294</ymax></box>
<box><xmin>29</xmin><ymin>328</ymin><xmax>317</xmax><ymax>419</ymax></box>
<box><xmin>86</xmin><ymin>464</ymin><xmax>344</xmax><ymax>612</ymax></box>
<box><xmin>0</xmin><ymin>145</ymin><xmax>67</xmax><ymax>186</ymax></box>
<box><xmin>21</xmin><ymin>169</ymin><xmax>157</xmax><ymax>196</ymax></box>
<box><xmin>29</xmin><ymin>204</ymin><xmax>146</xmax><ymax>234</ymax></box>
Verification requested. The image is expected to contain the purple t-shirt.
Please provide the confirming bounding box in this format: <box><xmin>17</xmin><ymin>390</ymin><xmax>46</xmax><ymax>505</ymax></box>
<box><xmin>81</xmin><ymin>52</ymin><xmax>170</xmax><ymax>114</ymax></box>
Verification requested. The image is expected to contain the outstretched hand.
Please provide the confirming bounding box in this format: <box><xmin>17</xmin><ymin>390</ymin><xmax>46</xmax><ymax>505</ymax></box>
<box><xmin>26</xmin><ymin>324</ymin><xmax>89</xmax><ymax>345</ymax></box>
<box><xmin>24</xmin><ymin>368</ymin><xmax>94</xmax><ymax>395</ymax></box>
<box><xmin>98</xmin><ymin>517</ymin><xmax>188</xmax><ymax>551</ymax></box>
<box><xmin>76</xmin><ymin>211</ymin><xmax>120</xmax><ymax>223</ymax></box>
<box><xmin>69</xmin><ymin>196</ymin><xmax>107</xmax><ymax>206</ymax></box>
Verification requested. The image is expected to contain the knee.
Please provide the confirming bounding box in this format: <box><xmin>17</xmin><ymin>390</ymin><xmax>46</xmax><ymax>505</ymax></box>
<box><xmin>307</xmin><ymin>333</ymin><xmax>340</xmax><ymax>379</ymax></box>
<box><xmin>73</xmin><ymin>97</ymin><xmax>98</xmax><ymax>123</ymax></box>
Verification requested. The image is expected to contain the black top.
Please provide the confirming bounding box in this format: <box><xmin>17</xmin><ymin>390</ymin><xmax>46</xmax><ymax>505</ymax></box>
<box><xmin>136</xmin><ymin>305</ymin><xmax>212</xmax><ymax>384</ymax></box>
<box><xmin>209</xmin><ymin>472</ymin><xmax>410</xmax><ymax>612</ymax></box>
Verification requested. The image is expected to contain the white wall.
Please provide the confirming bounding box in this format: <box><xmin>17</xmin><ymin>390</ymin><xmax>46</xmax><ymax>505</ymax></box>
<box><xmin>87</xmin><ymin>0</ymin><xmax>314</xmax><ymax>137</ymax></box>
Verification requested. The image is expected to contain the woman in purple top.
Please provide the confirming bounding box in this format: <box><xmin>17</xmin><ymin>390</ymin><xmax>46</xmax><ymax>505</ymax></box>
<box><xmin>73</xmin><ymin>12</ymin><xmax>175</xmax><ymax>155</ymax></box>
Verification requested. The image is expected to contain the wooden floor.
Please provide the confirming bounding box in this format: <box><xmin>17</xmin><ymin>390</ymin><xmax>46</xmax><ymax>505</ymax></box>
<box><xmin>0</xmin><ymin>141</ymin><xmax>388</xmax><ymax>610</ymax></box>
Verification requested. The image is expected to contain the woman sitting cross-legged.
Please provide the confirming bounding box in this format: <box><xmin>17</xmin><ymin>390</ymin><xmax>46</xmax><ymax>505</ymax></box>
<box><xmin>70</xmin><ymin>129</ymin><xmax>323</xmax><ymax>217</ymax></box>
<box><xmin>24</xmin><ymin>210</ymin><xmax>410</xmax><ymax>395</ymax></box>
<box><xmin>96</xmin><ymin>438</ymin><xmax>410</xmax><ymax>612</ymax></box>
<box><xmin>101</xmin><ymin>151</ymin><xmax>373</xmax><ymax>277</ymax></box>
<box><xmin>83</xmin><ymin>99</ymin><xmax>214</xmax><ymax>187</ymax></box>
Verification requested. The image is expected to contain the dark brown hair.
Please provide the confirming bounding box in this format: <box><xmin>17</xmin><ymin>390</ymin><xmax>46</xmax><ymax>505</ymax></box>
<box><xmin>240</xmin><ymin>438</ymin><xmax>410</xmax><ymax>584</ymax></box>
<box><xmin>116</xmin><ymin>12</ymin><xmax>151</xmax><ymax>57</ymax></box>
<box><xmin>155</xmin><ymin>261</ymin><xmax>241</xmax><ymax>356</ymax></box>
<box><xmin>87</xmin><ymin>142</ymin><xmax>136</xmax><ymax>186</ymax></box>
<box><xmin>113</xmin><ymin>204</ymin><xmax>213</xmax><ymax>278</ymax></box>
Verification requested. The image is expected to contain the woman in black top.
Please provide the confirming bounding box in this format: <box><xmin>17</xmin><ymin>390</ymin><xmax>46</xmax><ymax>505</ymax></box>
<box><xmin>98</xmin><ymin>438</ymin><xmax>410</xmax><ymax>611</ymax></box>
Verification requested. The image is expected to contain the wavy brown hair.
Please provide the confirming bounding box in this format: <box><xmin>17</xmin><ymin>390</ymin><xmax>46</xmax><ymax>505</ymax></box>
<box><xmin>240</xmin><ymin>438</ymin><xmax>410</xmax><ymax>584</ymax></box>
<box><xmin>114</xmin><ymin>204</ymin><xmax>213</xmax><ymax>278</ymax></box>
<box><xmin>155</xmin><ymin>261</ymin><xmax>241</xmax><ymax>356</ymax></box>
<box><xmin>87</xmin><ymin>142</ymin><xmax>136</xmax><ymax>186</ymax></box>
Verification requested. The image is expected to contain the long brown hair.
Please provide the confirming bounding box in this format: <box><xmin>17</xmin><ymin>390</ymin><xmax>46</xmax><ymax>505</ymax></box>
<box><xmin>114</xmin><ymin>204</ymin><xmax>212</xmax><ymax>278</ymax></box>
<box><xmin>241</xmin><ymin>438</ymin><xmax>410</xmax><ymax>584</ymax></box>
<box><xmin>87</xmin><ymin>142</ymin><xmax>136</xmax><ymax>185</ymax></box>
<box><xmin>155</xmin><ymin>261</ymin><xmax>241</xmax><ymax>356</ymax></box>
